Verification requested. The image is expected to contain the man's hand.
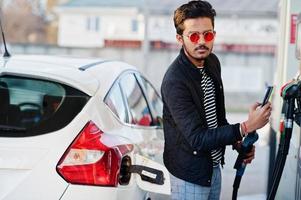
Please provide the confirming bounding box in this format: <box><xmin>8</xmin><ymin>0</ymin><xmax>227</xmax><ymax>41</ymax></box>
<box><xmin>243</xmin><ymin>145</ymin><xmax>255</xmax><ymax>164</ymax></box>
<box><xmin>233</xmin><ymin>141</ymin><xmax>256</xmax><ymax>164</ymax></box>
<box><xmin>244</xmin><ymin>102</ymin><xmax>272</xmax><ymax>133</ymax></box>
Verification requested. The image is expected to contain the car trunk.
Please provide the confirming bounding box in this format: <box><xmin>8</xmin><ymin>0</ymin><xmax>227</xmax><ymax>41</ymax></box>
<box><xmin>0</xmin><ymin>126</ymin><xmax>87</xmax><ymax>200</ymax></box>
<box><xmin>0</xmin><ymin>75</ymin><xmax>90</xmax><ymax>199</ymax></box>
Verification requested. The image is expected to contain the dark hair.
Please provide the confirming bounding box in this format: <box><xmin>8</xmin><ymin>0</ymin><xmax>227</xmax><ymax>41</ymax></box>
<box><xmin>174</xmin><ymin>0</ymin><xmax>216</xmax><ymax>35</ymax></box>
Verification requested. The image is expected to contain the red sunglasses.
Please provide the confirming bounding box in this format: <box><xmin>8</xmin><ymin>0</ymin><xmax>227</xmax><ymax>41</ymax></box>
<box><xmin>183</xmin><ymin>31</ymin><xmax>216</xmax><ymax>43</ymax></box>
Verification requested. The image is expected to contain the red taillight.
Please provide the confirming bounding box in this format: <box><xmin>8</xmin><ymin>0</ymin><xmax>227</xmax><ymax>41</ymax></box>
<box><xmin>56</xmin><ymin>121</ymin><xmax>132</xmax><ymax>187</ymax></box>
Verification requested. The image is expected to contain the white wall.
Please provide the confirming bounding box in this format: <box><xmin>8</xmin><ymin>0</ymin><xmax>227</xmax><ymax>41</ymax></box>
<box><xmin>147</xmin><ymin>15</ymin><xmax>279</xmax><ymax>45</ymax></box>
<box><xmin>103</xmin><ymin>14</ymin><xmax>144</xmax><ymax>41</ymax></box>
<box><xmin>57</xmin><ymin>7</ymin><xmax>144</xmax><ymax>47</ymax></box>
<box><xmin>222</xmin><ymin>67</ymin><xmax>263</xmax><ymax>92</ymax></box>
<box><xmin>148</xmin><ymin>15</ymin><xmax>176</xmax><ymax>43</ymax></box>
<box><xmin>58</xmin><ymin>14</ymin><xmax>104</xmax><ymax>47</ymax></box>
<box><xmin>215</xmin><ymin>17</ymin><xmax>278</xmax><ymax>45</ymax></box>
<box><xmin>56</xmin><ymin>7</ymin><xmax>278</xmax><ymax>48</ymax></box>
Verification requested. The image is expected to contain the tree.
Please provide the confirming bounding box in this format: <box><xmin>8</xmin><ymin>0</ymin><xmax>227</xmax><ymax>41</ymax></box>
<box><xmin>2</xmin><ymin>0</ymin><xmax>47</xmax><ymax>44</ymax></box>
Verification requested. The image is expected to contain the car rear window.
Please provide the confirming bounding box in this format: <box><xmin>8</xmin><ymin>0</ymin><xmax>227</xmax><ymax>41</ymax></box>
<box><xmin>0</xmin><ymin>75</ymin><xmax>90</xmax><ymax>137</ymax></box>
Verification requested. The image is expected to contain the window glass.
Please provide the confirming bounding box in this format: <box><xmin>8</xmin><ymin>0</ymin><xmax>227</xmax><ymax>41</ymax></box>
<box><xmin>86</xmin><ymin>16</ymin><xmax>100</xmax><ymax>32</ymax></box>
<box><xmin>0</xmin><ymin>75</ymin><xmax>89</xmax><ymax>137</ymax></box>
<box><xmin>136</xmin><ymin>75</ymin><xmax>163</xmax><ymax>127</ymax></box>
<box><xmin>104</xmin><ymin>84</ymin><xmax>127</xmax><ymax>123</ymax></box>
<box><xmin>120</xmin><ymin>73</ymin><xmax>152</xmax><ymax>126</ymax></box>
<box><xmin>131</xmin><ymin>19</ymin><xmax>138</xmax><ymax>32</ymax></box>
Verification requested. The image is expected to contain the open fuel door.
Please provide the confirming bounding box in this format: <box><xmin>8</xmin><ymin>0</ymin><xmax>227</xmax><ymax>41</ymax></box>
<box><xmin>132</xmin><ymin>154</ymin><xmax>170</xmax><ymax>195</ymax></box>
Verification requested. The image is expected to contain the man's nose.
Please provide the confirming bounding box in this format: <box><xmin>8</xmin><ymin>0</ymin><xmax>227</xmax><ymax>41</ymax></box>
<box><xmin>197</xmin><ymin>34</ymin><xmax>206</xmax><ymax>44</ymax></box>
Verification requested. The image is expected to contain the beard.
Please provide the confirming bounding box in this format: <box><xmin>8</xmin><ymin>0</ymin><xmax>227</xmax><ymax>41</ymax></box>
<box><xmin>182</xmin><ymin>43</ymin><xmax>212</xmax><ymax>65</ymax></box>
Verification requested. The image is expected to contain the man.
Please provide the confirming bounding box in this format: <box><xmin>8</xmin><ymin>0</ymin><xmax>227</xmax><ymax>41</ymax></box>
<box><xmin>160</xmin><ymin>1</ymin><xmax>272</xmax><ymax>199</ymax></box>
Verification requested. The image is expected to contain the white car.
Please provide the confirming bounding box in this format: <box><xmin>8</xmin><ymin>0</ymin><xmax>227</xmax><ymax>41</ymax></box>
<box><xmin>0</xmin><ymin>55</ymin><xmax>170</xmax><ymax>200</ymax></box>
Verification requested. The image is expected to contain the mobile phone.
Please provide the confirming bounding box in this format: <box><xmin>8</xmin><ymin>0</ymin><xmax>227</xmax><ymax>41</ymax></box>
<box><xmin>261</xmin><ymin>86</ymin><xmax>273</xmax><ymax>107</ymax></box>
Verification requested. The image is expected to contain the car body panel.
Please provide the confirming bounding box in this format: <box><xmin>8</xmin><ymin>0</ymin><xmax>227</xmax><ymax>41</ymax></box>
<box><xmin>0</xmin><ymin>55</ymin><xmax>167</xmax><ymax>200</ymax></box>
<box><xmin>0</xmin><ymin>56</ymin><xmax>135</xmax><ymax>97</ymax></box>
<box><xmin>0</xmin><ymin>112</ymin><xmax>89</xmax><ymax>199</ymax></box>
<box><xmin>83</xmin><ymin>61</ymin><xmax>136</xmax><ymax>98</ymax></box>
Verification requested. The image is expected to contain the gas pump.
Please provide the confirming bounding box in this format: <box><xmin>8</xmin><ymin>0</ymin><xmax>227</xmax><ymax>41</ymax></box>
<box><xmin>267</xmin><ymin>80</ymin><xmax>301</xmax><ymax>200</ymax></box>
<box><xmin>267</xmin><ymin>12</ymin><xmax>301</xmax><ymax>200</ymax></box>
<box><xmin>294</xmin><ymin>13</ymin><xmax>301</xmax><ymax>200</ymax></box>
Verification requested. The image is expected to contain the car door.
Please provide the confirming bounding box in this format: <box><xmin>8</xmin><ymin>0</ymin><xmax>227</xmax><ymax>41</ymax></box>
<box><xmin>119</xmin><ymin>72</ymin><xmax>164</xmax><ymax>161</ymax></box>
<box><xmin>104</xmin><ymin>71</ymin><xmax>170</xmax><ymax>196</ymax></box>
<box><xmin>134</xmin><ymin>73</ymin><xmax>164</xmax><ymax>163</ymax></box>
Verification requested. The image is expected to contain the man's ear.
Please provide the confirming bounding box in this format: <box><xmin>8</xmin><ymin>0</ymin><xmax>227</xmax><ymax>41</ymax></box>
<box><xmin>176</xmin><ymin>34</ymin><xmax>184</xmax><ymax>45</ymax></box>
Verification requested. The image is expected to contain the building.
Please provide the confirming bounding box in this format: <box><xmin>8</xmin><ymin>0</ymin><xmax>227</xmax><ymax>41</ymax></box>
<box><xmin>55</xmin><ymin>0</ymin><xmax>278</xmax><ymax>50</ymax></box>
<box><xmin>55</xmin><ymin>0</ymin><xmax>144</xmax><ymax>48</ymax></box>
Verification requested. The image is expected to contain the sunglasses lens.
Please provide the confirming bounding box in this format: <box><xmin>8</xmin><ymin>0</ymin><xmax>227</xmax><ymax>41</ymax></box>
<box><xmin>204</xmin><ymin>32</ymin><xmax>214</xmax><ymax>42</ymax></box>
<box><xmin>189</xmin><ymin>33</ymin><xmax>200</xmax><ymax>43</ymax></box>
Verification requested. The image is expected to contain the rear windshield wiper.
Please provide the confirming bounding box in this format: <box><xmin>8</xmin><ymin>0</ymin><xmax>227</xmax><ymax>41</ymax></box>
<box><xmin>0</xmin><ymin>125</ymin><xmax>26</xmax><ymax>132</ymax></box>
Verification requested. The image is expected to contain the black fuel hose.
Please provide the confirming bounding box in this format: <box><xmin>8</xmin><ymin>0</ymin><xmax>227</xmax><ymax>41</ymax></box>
<box><xmin>267</xmin><ymin>98</ymin><xmax>294</xmax><ymax>200</ymax></box>
<box><xmin>232</xmin><ymin>132</ymin><xmax>258</xmax><ymax>200</ymax></box>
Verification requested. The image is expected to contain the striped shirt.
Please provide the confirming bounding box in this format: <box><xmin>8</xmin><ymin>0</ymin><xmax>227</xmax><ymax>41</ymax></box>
<box><xmin>199</xmin><ymin>67</ymin><xmax>223</xmax><ymax>166</ymax></box>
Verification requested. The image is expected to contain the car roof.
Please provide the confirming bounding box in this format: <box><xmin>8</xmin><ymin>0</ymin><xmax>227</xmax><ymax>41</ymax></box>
<box><xmin>0</xmin><ymin>55</ymin><xmax>136</xmax><ymax>96</ymax></box>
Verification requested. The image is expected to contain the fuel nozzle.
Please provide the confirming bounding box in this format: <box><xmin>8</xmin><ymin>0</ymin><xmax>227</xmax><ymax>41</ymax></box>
<box><xmin>280</xmin><ymin>80</ymin><xmax>301</xmax><ymax>100</ymax></box>
<box><xmin>280</xmin><ymin>80</ymin><xmax>301</xmax><ymax>129</ymax></box>
<box><xmin>279</xmin><ymin>81</ymin><xmax>301</xmax><ymax>157</ymax></box>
